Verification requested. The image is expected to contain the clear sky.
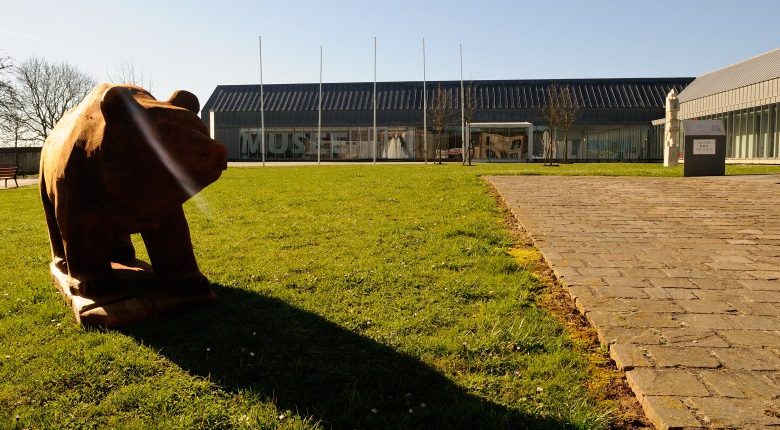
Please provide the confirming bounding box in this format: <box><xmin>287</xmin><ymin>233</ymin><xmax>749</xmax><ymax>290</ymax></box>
<box><xmin>1</xmin><ymin>0</ymin><xmax>778</xmax><ymax>107</ymax></box>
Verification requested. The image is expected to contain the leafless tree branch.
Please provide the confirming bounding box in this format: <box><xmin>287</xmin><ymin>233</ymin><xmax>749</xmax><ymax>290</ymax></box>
<box><xmin>539</xmin><ymin>83</ymin><xmax>581</xmax><ymax>164</ymax></box>
<box><xmin>12</xmin><ymin>57</ymin><xmax>95</xmax><ymax>144</ymax></box>
<box><xmin>428</xmin><ymin>84</ymin><xmax>457</xmax><ymax>164</ymax></box>
<box><xmin>462</xmin><ymin>82</ymin><xmax>477</xmax><ymax>165</ymax></box>
<box><xmin>107</xmin><ymin>57</ymin><xmax>154</xmax><ymax>92</ymax></box>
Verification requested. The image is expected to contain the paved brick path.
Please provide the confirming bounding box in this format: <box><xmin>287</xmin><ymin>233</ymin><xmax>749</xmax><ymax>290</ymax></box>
<box><xmin>489</xmin><ymin>174</ymin><xmax>780</xmax><ymax>430</ymax></box>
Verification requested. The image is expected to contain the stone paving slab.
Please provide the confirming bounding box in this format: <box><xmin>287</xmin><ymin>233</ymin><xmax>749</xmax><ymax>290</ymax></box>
<box><xmin>489</xmin><ymin>174</ymin><xmax>780</xmax><ymax>430</ymax></box>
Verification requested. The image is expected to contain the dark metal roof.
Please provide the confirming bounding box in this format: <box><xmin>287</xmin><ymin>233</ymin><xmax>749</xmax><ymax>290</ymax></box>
<box><xmin>202</xmin><ymin>78</ymin><xmax>693</xmax><ymax>114</ymax></box>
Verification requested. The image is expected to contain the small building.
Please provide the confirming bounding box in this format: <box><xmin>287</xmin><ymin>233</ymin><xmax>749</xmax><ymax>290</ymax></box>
<box><xmin>202</xmin><ymin>78</ymin><xmax>691</xmax><ymax>162</ymax></box>
<box><xmin>653</xmin><ymin>48</ymin><xmax>780</xmax><ymax>164</ymax></box>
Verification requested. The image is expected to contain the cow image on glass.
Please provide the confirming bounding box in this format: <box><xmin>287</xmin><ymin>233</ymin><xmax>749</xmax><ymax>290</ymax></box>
<box><xmin>40</xmin><ymin>84</ymin><xmax>227</xmax><ymax>327</ymax></box>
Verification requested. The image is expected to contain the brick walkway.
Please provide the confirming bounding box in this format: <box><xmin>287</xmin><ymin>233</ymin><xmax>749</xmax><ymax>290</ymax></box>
<box><xmin>489</xmin><ymin>174</ymin><xmax>780</xmax><ymax>430</ymax></box>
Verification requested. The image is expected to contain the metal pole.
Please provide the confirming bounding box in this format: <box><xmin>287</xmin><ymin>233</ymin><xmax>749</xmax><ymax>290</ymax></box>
<box><xmin>258</xmin><ymin>36</ymin><xmax>265</xmax><ymax>166</ymax></box>
<box><xmin>318</xmin><ymin>45</ymin><xmax>322</xmax><ymax>165</ymax></box>
<box><xmin>460</xmin><ymin>43</ymin><xmax>465</xmax><ymax>165</ymax></box>
<box><xmin>373</xmin><ymin>36</ymin><xmax>377</xmax><ymax>164</ymax></box>
<box><xmin>423</xmin><ymin>37</ymin><xmax>427</xmax><ymax>164</ymax></box>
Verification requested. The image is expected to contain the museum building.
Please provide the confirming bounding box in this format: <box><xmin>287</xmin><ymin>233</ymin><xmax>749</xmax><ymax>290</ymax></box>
<box><xmin>653</xmin><ymin>48</ymin><xmax>780</xmax><ymax>163</ymax></box>
<box><xmin>202</xmin><ymin>78</ymin><xmax>692</xmax><ymax>162</ymax></box>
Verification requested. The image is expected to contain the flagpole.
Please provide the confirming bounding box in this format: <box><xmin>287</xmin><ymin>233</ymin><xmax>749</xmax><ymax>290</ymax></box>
<box><xmin>373</xmin><ymin>36</ymin><xmax>377</xmax><ymax>164</ymax></box>
<box><xmin>460</xmin><ymin>43</ymin><xmax>465</xmax><ymax>165</ymax></box>
<box><xmin>318</xmin><ymin>45</ymin><xmax>322</xmax><ymax>165</ymax></box>
<box><xmin>422</xmin><ymin>37</ymin><xmax>427</xmax><ymax>164</ymax></box>
<box><xmin>258</xmin><ymin>36</ymin><xmax>265</xmax><ymax>167</ymax></box>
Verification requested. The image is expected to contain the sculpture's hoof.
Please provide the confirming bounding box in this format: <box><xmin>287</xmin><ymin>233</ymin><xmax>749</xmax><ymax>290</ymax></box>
<box><xmin>68</xmin><ymin>273</ymin><xmax>117</xmax><ymax>297</ymax></box>
<box><xmin>160</xmin><ymin>272</ymin><xmax>212</xmax><ymax>293</ymax></box>
<box><xmin>51</xmin><ymin>260</ymin><xmax>216</xmax><ymax>327</ymax></box>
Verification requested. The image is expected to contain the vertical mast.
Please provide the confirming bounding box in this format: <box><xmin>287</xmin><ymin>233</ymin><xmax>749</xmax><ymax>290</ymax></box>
<box><xmin>373</xmin><ymin>36</ymin><xmax>377</xmax><ymax>164</ymax></box>
<box><xmin>318</xmin><ymin>45</ymin><xmax>322</xmax><ymax>165</ymax></box>
<box><xmin>423</xmin><ymin>37</ymin><xmax>427</xmax><ymax>164</ymax></box>
<box><xmin>259</xmin><ymin>36</ymin><xmax>265</xmax><ymax>166</ymax></box>
<box><xmin>460</xmin><ymin>43</ymin><xmax>465</xmax><ymax>164</ymax></box>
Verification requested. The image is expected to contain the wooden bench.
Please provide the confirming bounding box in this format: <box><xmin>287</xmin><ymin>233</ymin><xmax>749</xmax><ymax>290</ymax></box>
<box><xmin>0</xmin><ymin>165</ymin><xmax>19</xmax><ymax>188</ymax></box>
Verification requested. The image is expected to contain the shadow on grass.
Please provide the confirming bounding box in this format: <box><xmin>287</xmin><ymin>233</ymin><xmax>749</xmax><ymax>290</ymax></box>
<box><xmin>123</xmin><ymin>284</ymin><xmax>568</xmax><ymax>429</ymax></box>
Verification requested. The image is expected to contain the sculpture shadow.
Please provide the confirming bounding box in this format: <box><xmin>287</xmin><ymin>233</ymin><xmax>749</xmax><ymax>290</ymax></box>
<box><xmin>123</xmin><ymin>284</ymin><xmax>568</xmax><ymax>429</ymax></box>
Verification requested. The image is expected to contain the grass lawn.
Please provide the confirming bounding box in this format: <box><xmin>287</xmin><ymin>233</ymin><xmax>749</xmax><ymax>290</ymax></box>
<box><xmin>1</xmin><ymin>162</ymin><xmax>778</xmax><ymax>429</ymax></box>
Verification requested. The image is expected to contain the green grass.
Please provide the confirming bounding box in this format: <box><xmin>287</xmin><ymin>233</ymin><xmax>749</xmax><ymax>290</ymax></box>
<box><xmin>1</xmin><ymin>162</ymin><xmax>778</xmax><ymax>429</ymax></box>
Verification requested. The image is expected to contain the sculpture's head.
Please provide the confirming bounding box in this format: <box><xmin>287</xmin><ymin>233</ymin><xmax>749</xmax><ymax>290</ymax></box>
<box><xmin>97</xmin><ymin>84</ymin><xmax>227</xmax><ymax>215</ymax></box>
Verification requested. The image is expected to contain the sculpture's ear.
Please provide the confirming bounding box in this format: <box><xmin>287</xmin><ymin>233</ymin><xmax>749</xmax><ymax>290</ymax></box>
<box><xmin>168</xmin><ymin>90</ymin><xmax>200</xmax><ymax>113</ymax></box>
<box><xmin>100</xmin><ymin>86</ymin><xmax>140</xmax><ymax>121</ymax></box>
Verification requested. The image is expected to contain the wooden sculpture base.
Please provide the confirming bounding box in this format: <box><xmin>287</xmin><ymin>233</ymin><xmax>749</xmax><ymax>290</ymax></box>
<box><xmin>51</xmin><ymin>260</ymin><xmax>216</xmax><ymax>327</ymax></box>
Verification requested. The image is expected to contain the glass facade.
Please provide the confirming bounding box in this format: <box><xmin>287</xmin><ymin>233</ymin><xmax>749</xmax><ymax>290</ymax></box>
<box><xmin>236</xmin><ymin>124</ymin><xmax>658</xmax><ymax>162</ymax></box>
<box><xmin>471</xmin><ymin>124</ymin><xmax>656</xmax><ymax>162</ymax></box>
<box><xmin>653</xmin><ymin>102</ymin><xmax>780</xmax><ymax>161</ymax></box>
<box><xmin>237</xmin><ymin>126</ymin><xmax>485</xmax><ymax>161</ymax></box>
<box><xmin>238</xmin><ymin>127</ymin><xmax>426</xmax><ymax>161</ymax></box>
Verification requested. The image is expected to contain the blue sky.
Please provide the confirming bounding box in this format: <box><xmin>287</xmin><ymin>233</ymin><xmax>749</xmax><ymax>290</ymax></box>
<box><xmin>1</xmin><ymin>0</ymin><xmax>778</xmax><ymax>105</ymax></box>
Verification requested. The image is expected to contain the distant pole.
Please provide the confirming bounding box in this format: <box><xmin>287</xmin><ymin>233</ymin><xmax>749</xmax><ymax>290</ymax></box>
<box><xmin>258</xmin><ymin>36</ymin><xmax>266</xmax><ymax>167</ymax></box>
<box><xmin>460</xmin><ymin>43</ymin><xmax>465</xmax><ymax>165</ymax></box>
<box><xmin>318</xmin><ymin>45</ymin><xmax>322</xmax><ymax>165</ymax></box>
<box><xmin>373</xmin><ymin>36</ymin><xmax>377</xmax><ymax>164</ymax></box>
<box><xmin>423</xmin><ymin>37</ymin><xmax>427</xmax><ymax>164</ymax></box>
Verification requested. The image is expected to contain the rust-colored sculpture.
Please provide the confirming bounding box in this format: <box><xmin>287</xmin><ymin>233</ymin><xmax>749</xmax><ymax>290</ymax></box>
<box><xmin>40</xmin><ymin>84</ymin><xmax>227</xmax><ymax>326</ymax></box>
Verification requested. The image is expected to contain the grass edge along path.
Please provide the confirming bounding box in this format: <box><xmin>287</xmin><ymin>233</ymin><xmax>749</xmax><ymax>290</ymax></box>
<box><xmin>487</xmin><ymin>181</ymin><xmax>652</xmax><ymax>429</ymax></box>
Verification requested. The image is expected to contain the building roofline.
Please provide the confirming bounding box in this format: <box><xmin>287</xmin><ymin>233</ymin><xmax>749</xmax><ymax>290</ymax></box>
<box><xmin>694</xmin><ymin>48</ymin><xmax>780</xmax><ymax>81</ymax></box>
<box><xmin>211</xmin><ymin>76</ymin><xmax>694</xmax><ymax>89</ymax></box>
<box><xmin>202</xmin><ymin>77</ymin><xmax>694</xmax><ymax>114</ymax></box>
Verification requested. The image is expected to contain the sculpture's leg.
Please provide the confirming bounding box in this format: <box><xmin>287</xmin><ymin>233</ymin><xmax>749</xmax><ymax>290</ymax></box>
<box><xmin>111</xmin><ymin>234</ymin><xmax>136</xmax><ymax>264</ymax></box>
<box><xmin>60</xmin><ymin>211</ymin><xmax>114</xmax><ymax>296</ymax></box>
<box><xmin>141</xmin><ymin>206</ymin><xmax>209</xmax><ymax>292</ymax></box>
<box><xmin>40</xmin><ymin>177</ymin><xmax>66</xmax><ymax>272</ymax></box>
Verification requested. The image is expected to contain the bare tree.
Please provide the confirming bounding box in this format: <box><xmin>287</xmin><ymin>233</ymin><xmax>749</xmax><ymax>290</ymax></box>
<box><xmin>0</xmin><ymin>54</ymin><xmax>13</xmax><ymax>110</ymax></box>
<box><xmin>539</xmin><ymin>83</ymin><xmax>561</xmax><ymax>165</ymax></box>
<box><xmin>428</xmin><ymin>85</ymin><xmax>456</xmax><ymax>164</ymax></box>
<box><xmin>107</xmin><ymin>57</ymin><xmax>153</xmax><ymax>92</ymax></box>
<box><xmin>13</xmin><ymin>57</ymin><xmax>96</xmax><ymax>144</ymax></box>
<box><xmin>539</xmin><ymin>83</ymin><xmax>581</xmax><ymax>164</ymax></box>
<box><xmin>557</xmin><ymin>85</ymin><xmax>581</xmax><ymax>164</ymax></box>
<box><xmin>0</xmin><ymin>54</ymin><xmax>31</xmax><ymax>165</ymax></box>
<box><xmin>0</xmin><ymin>89</ymin><xmax>31</xmax><ymax>166</ymax></box>
<box><xmin>462</xmin><ymin>82</ymin><xmax>477</xmax><ymax>166</ymax></box>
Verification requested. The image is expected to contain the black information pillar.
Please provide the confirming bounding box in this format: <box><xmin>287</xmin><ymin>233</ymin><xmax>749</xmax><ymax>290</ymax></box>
<box><xmin>682</xmin><ymin>120</ymin><xmax>726</xmax><ymax>177</ymax></box>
